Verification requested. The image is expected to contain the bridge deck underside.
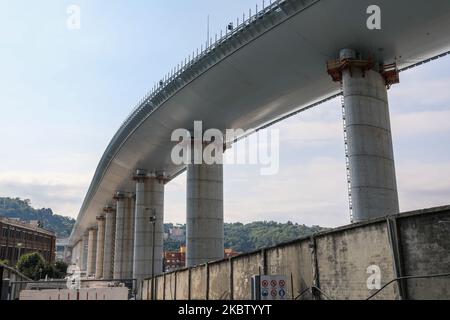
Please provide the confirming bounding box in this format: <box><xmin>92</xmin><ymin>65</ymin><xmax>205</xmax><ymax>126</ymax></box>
<box><xmin>71</xmin><ymin>0</ymin><xmax>450</xmax><ymax>243</ymax></box>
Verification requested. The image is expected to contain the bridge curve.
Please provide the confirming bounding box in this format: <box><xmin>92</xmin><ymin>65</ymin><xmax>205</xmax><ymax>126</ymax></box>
<box><xmin>70</xmin><ymin>0</ymin><xmax>450</xmax><ymax>245</ymax></box>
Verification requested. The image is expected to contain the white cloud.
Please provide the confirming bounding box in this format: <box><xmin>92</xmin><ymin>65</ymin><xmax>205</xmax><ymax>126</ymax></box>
<box><xmin>390</xmin><ymin>77</ymin><xmax>450</xmax><ymax>108</ymax></box>
<box><xmin>0</xmin><ymin>172</ymin><xmax>91</xmax><ymax>218</ymax></box>
<box><xmin>224</xmin><ymin>157</ymin><xmax>349</xmax><ymax>227</ymax></box>
<box><xmin>397</xmin><ymin>161</ymin><xmax>450</xmax><ymax>212</ymax></box>
<box><xmin>392</xmin><ymin>110</ymin><xmax>450</xmax><ymax>137</ymax></box>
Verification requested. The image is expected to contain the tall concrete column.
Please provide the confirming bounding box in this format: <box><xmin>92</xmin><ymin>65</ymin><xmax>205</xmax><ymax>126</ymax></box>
<box><xmin>340</xmin><ymin>48</ymin><xmax>399</xmax><ymax>222</ymax></box>
<box><xmin>95</xmin><ymin>215</ymin><xmax>106</xmax><ymax>279</ymax></box>
<box><xmin>74</xmin><ymin>240</ymin><xmax>82</xmax><ymax>266</ymax></box>
<box><xmin>103</xmin><ymin>206</ymin><xmax>116</xmax><ymax>279</ymax></box>
<box><xmin>122</xmin><ymin>195</ymin><xmax>135</xmax><ymax>279</ymax></box>
<box><xmin>133</xmin><ymin>170</ymin><xmax>165</xmax><ymax>295</ymax></box>
<box><xmin>86</xmin><ymin>227</ymin><xmax>97</xmax><ymax>277</ymax></box>
<box><xmin>113</xmin><ymin>192</ymin><xmax>126</xmax><ymax>279</ymax></box>
<box><xmin>186</xmin><ymin>140</ymin><xmax>224</xmax><ymax>267</ymax></box>
<box><xmin>81</xmin><ymin>232</ymin><xmax>89</xmax><ymax>273</ymax></box>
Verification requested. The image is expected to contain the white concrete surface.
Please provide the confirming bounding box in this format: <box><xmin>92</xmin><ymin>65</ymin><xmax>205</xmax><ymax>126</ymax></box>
<box><xmin>95</xmin><ymin>215</ymin><xmax>106</xmax><ymax>279</ymax></box>
<box><xmin>341</xmin><ymin>49</ymin><xmax>399</xmax><ymax>221</ymax></box>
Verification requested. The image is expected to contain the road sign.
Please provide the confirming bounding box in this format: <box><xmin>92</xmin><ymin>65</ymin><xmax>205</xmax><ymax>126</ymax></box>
<box><xmin>259</xmin><ymin>275</ymin><xmax>288</xmax><ymax>301</ymax></box>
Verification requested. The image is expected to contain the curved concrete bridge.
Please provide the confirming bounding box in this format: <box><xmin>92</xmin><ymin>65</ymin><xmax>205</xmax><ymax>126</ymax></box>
<box><xmin>69</xmin><ymin>0</ymin><xmax>450</xmax><ymax>294</ymax></box>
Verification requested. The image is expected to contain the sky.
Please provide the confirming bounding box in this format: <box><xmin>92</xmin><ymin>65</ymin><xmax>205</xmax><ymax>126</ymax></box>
<box><xmin>0</xmin><ymin>1</ymin><xmax>449</xmax><ymax>228</ymax></box>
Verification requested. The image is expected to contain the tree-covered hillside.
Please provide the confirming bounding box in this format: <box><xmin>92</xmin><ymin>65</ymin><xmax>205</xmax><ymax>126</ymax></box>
<box><xmin>1</xmin><ymin>197</ymin><xmax>326</xmax><ymax>252</ymax></box>
<box><xmin>164</xmin><ymin>221</ymin><xmax>326</xmax><ymax>253</ymax></box>
<box><xmin>0</xmin><ymin>197</ymin><xmax>75</xmax><ymax>238</ymax></box>
<box><xmin>224</xmin><ymin>221</ymin><xmax>326</xmax><ymax>252</ymax></box>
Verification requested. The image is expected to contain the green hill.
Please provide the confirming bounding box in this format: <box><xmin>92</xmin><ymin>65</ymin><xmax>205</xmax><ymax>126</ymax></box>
<box><xmin>164</xmin><ymin>221</ymin><xmax>326</xmax><ymax>253</ymax></box>
<box><xmin>0</xmin><ymin>197</ymin><xmax>75</xmax><ymax>238</ymax></box>
<box><xmin>224</xmin><ymin>221</ymin><xmax>326</xmax><ymax>253</ymax></box>
<box><xmin>1</xmin><ymin>197</ymin><xmax>326</xmax><ymax>253</ymax></box>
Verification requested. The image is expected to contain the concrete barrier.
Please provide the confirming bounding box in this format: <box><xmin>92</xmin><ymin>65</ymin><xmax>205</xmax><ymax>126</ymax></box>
<box><xmin>142</xmin><ymin>206</ymin><xmax>450</xmax><ymax>300</ymax></box>
<box><xmin>19</xmin><ymin>287</ymin><xmax>129</xmax><ymax>300</ymax></box>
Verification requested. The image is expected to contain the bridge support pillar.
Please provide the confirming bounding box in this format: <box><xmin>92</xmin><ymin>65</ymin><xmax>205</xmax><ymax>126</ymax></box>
<box><xmin>133</xmin><ymin>170</ymin><xmax>165</xmax><ymax>297</ymax></box>
<box><xmin>186</xmin><ymin>141</ymin><xmax>224</xmax><ymax>267</ymax></box>
<box><xmin>95</xmin><ymin>215</ymin><xmax>106</xmax><ymax>279</ymax></box>
<box><xmin>123</xmin><ymin>195</ymin><xmax>135</xmax><ymax>279</ymax></box>
<box><xmin>86</xmin><ymin>227</ymin><xmax>97</xmax><ymax>277</ymax></box>
<box><xmin>339</xmin><ymin>48</ymin><xmax>400</xmax><ymax>222</ymax></box>
<box><xmin>80</xmin><ymin>231</ymin><xmax>89</xmax><ymax>273</ymax></box>
<box><xmin>113</xmin><ymin>193</ymin><xmax>126</xmax><ymax>279</ymax></box>
<box><xmin>103</xmin><ymin>206</ymin><xmax>116</xmax><ymax>279</ymax></box>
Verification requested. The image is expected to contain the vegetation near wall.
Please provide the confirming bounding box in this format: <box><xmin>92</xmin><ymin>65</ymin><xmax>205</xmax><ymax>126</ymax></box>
<box><xmin>16</xmin><ymin>252</ymin><xmax>68</xmax><ymax>280</ymax></box>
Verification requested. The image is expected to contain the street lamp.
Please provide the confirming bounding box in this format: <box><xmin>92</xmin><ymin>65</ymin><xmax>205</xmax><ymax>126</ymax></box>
<box><xmin>149</xmin><ymin>211</ymin><xmax>157</xmax><ymax>300</ymax></box>
<box><xmin>17</xmin><ymin>243</ymin><xmax>23</xmax><ymax>262</ymax></box>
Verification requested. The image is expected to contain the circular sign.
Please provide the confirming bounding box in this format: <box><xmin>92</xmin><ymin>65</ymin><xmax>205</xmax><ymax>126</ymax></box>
<box><xmin>279</xmin><ymin>280</ymin><xmax>286</xmax><ymax>287</ymax></box>
<box><xmin>270</xmin><ymin>280</ymin><xmax>277</xmax><ymax>287</ymax></box>
<box><xmin>271</xmin><ymin>289</ymin><xmax>278</xmax><ymax>297</ymax></box>
<box><xmin>262</xmin><ymin>280</ymin><xmax>269</xmax><ymax>288</ymax></box>
<box><xmin>262</xmin><ymin>289</ymin><xmax>269</xmax><ymax>297</ymax></box>
<box><xmin>279</xmin><ymin>289</ymin><xmax>286</xmax><ymax>297</ymax></box>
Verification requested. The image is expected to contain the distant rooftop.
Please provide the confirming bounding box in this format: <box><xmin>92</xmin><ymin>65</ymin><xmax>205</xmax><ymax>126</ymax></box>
<box><xmin>0</xmin><ymin>216</ymin><xmax>55</xmax><ymax>237</ymax></box>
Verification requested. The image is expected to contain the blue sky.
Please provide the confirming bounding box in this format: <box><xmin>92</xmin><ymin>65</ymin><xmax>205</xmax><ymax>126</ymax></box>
<box><xmin>1</xmin><ymin>1</ymin><xmax>449</xmax><ymax>227</ymax></box>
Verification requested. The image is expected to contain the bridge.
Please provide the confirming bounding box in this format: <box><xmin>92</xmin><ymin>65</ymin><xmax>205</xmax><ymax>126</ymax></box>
<box><xmin>68</xmin><ymin>0</ymin><xmax>450</xmax><ymax>297</ymax></box>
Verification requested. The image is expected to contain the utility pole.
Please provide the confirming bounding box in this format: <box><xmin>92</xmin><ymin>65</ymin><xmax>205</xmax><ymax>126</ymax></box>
<box><xmin>150</xmin><ymin>211</ymin><xmax>156</xmax><ymax>300</ymax></box>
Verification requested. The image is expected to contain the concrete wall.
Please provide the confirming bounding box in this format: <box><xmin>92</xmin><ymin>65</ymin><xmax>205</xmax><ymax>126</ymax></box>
<box><xmin>232</xmin><ymin>251</ymin><xmax>263</xmax><ymax>300</ymax></box>
<box><xmin>175</xmin><ymin>269</ymin><xmax>189</xmax><ymax>300</ymax></box>
<box><xmin>164</xmin><ymin>272</ymin><xmax>176</xmax><ymax>300</ymax></box>
<box><xmin>397</xmin><ymin>209</ymin><xmax>450</xmax><ymax>299</ymax></box>
<box><xmin>190</xmin><ymin>265</ymin><xmax>207</xmax><ymax>300</ymax></box>
<box><xmin>315</xmin><ymin>221</ymin><xmax>397</xmax><ymax>299</ymax></box>
<box><xmin>142</xmin><ymin>206</ymin><xmax>450</xmax><ymax>300</ymax></box>
<box><xmin>266</xmin><ymin>240</ymin><xmax>314</xmax><ymax>300</ymax></box>
<box><xmin>208</xmin><ymin>260</ymin><xmax>230</xmax><ymax>300</ymax></box>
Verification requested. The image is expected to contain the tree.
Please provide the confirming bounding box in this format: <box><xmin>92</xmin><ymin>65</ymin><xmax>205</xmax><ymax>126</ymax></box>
<box><xmin>0</xmin><ymin>259</ymin><xmax>9</xmax><ymax>266</ymax></box>
<box><xmin>54</xmin><ymin>261</ymin><xmax>69</xmax><ymax>279</ymax></box>
<box><xmin>16</xmin><ymin>252</ymin><xmax>46</xmax><ymax>280</ymax></box>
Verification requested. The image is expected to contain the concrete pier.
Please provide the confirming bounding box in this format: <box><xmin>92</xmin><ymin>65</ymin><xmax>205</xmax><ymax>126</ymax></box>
<box><xmin>186</xmin><ymin>161</ymin><xmax>224</xmax><ymax>267</ymax></box>
<box><xmin>81</xmin><ymin>232</ymin><xmax>89</xmax><ymax>272</ymax></box>
<box><xmin>113</xmin><ymin>192</ymin><xmax>126</xmax><ymax>279</ymax></box>
<box><xmin>95</xmin><ymin>215</ymin><xmax>106</xmax><ymax>279</ymax></box>
<box><xmin>122</xmin><ymin>195</ymin><xmax>135</xmax><ymax>279</ymax></box>
<box><xmin>103</xmin><ymin>206</ymin><xmax>116</xmax><ymax>279</ymax></box>
<box><xmin>133</xmin><ymin>170</ymin><xmax>165</xmax><ymax>295</ymax></box>
<box><xmin>340</xmin><ymin>48</ymin><xmax>399</xmax><ymax>222</ymax></box>
<box><xmin>86</xmin><ymin>227</ymin><xmax>97</xmax><ymax>277</ymax></box>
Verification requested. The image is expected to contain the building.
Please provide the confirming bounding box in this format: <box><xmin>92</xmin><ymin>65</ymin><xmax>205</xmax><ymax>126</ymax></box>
<box><xmin>164</xmin><ymin>246</ymin><xmax>186</xmax><ymax>272</ymax></box>
<box><xmin>164</xmin><ymin>247</ymin><xmax>240</xmax><ymax>272</ymax></box>
<box><xmin>169</xmin><ymin>225</ymin><xmax>185</xmax><ymax>241</ymax></box>
<box><xmin>224</xmin><ymin>248</ymin><xmax>240</xmax><ymax>259</ymax></box>
<box><xmin>0</xmin><ymin>217</ymin><xmax>56</xmax><ymax>265</ymax></box>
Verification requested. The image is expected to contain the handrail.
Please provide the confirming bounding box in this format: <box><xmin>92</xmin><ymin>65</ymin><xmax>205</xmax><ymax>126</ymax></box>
<box><xmin>0</xmin><ymin>262</ymin><xmax>33</xmax><ymax>281</ymax></box>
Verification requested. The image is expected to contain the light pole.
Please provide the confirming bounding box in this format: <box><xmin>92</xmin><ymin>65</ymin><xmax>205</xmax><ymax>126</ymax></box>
<box><xmin>149</xmin><ymin>211</ymin><xmax>156</xmax><ymax>300</ymax></box>
<box><xmin>17</xmin><ymin>243</ymin><xmax>23</xmax><ymax>263</ymax></box>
